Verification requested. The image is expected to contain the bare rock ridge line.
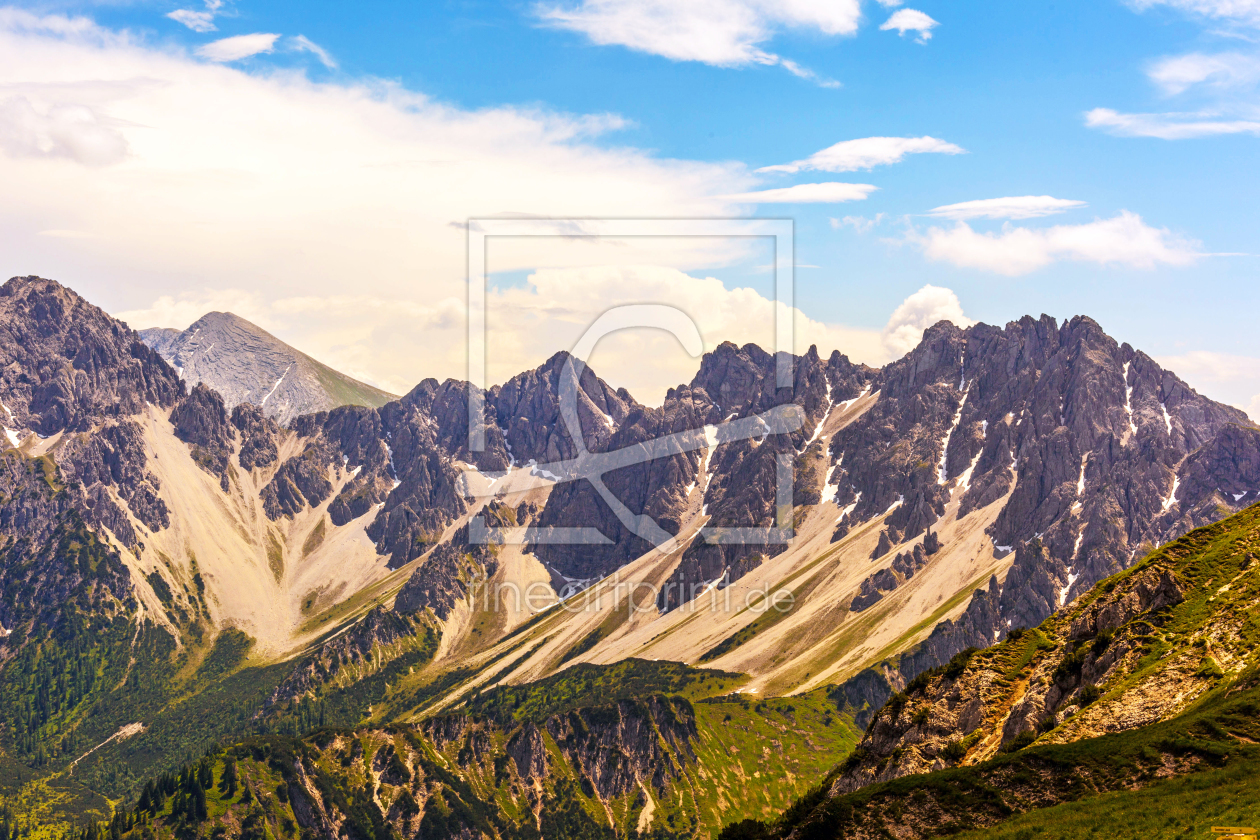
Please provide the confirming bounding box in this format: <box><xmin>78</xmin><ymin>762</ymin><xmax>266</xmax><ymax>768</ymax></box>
<box><xmin>138</xmin><ymin>310</ymin><xmax>397</xmax><ymax>425</ymax></box>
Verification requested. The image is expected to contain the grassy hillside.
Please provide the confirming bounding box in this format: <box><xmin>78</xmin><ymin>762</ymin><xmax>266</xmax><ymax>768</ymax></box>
<box><xmin>720</xmin><ymin>502</ymin><xmax>1260</xmax><ymax>840</ymax></box>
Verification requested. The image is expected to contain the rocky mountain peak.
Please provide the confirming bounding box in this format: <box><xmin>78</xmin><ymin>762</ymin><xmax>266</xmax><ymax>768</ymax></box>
<box><xmin>137</xmin><ymin>310</ymin><xmax>396</xmax><ymax>426</ymax></box>
<box><xmin>0</xmin><ymin>276</ymin><xmax>182</xmax><ymax>436</ymax></box>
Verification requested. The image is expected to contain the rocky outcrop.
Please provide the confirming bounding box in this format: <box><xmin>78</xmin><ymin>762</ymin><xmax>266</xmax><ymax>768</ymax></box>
<box><xmin>0</xmin><ymin>277</ymin><xmax>182</xmax><ymax>436</ymax></box>
<box><xmin>544</xmin><ymin>695</ymin><xmax>697</xmax><ymax>799</ymax></box>
<box><xmin>139</xmin><ymin>311</ymin><xmax>396</xmax><ymax>426</ymax></box>
<box><xmin>826</xmin><ymin>508</ymin><xmax>1230</xmax><ymax>798</ymax></box>
<box><xmin>231</xmin><ymin>403</ymin><xmax>279</xmax><ymax>470</ymax></box>
<box><xmin>266</xmin><ymin>608</ymin><xmax>426</xmax><ymax>708</ymax></box>
<box><xmin>170</xmin><ymin>383</ymin><xmax>234</xmax><ymax>490</ymax></box>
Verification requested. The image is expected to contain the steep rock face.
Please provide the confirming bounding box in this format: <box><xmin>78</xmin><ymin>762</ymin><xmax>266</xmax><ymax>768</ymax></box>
<box><xmin>138</xmin><ymin>311</ymin><xmax>396</xmax><ymax>426</ymax></box>
<box><xmin>170</xmin><ymin>383</ymin><xmax>234</xmax><ymax>490</ymax></box>
<box><xmin>830</xmin><ymin>316</ymin><xmax>1257</xmax><ymax>690</ymax></box>
<box><xmin>826</xmin><ymin>504</ymin><xmax>1257</xmax><ymax>797</ymax></box>
<box><xmin>230</xmin><ymin>403</ymin><xmax>279</xmax><ymax>470</ymax></box>
<box><xmin>393</xmin><ymin>503</ymin><xmax>513</xmax><ymax>619</ymax></box>
<box><xmin>0</xmin><ymin>451</ymin><xmax>133</xmax><ymax>643</ymax></box>
<box><xmin>490</xmin><ymin>350</ymin><xmax>633</xmax><ymax>465</ymax></box>
<box><xmin>57</xmin><ymin>421</ymin><xmax>170</xmax><ymax>551</ymax></box>
<box><xmin>0</xmin><ymin>277</ymin><xmax>181</xmax><ymax>437</ymax></box>
<box><xmin>659</xmin><ymin>345</ymin><xmax>874</xmax><ymax>610</ymax></box>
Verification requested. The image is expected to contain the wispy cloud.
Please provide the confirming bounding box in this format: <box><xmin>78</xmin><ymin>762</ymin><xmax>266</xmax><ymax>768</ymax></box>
<box><xmin>725</xmin><ymin>182</ymin><xmax>876</xmax><ymax>203</ymax></box>
<box><xmin>1085</xmin><ymin>107</ymin><xmax>1260</xmax><ymax>138</ymax></box>
<box><xmin>831</xmin><ymin>213</ymin><xmax>885</xmax><ymax>233</ymax></box>
<box><xmin>167</xmin><ymin>0</ymin><xmax>224</xmax><ymax>34</ymax></box>
<box><xmin>927</xmin><ymin>196</ymin><xmax>1087</xmax><ymax>220</ymax></box>
<box><xmin>906</xmin><ymin>211</ymin><xmax>1203</xmax><ymax>275</ymax></box>
<box><xmin>196</xmin><ymin>33</ymin><xmax>280</xmax><ymax>62</ymax></box>
<box><xmin>1126</xmin><ymin>0</ymin><xmax>1260</xmax><ymax>29</ymax></box>
<box><xmin>880</xmin><ymin>9</ymin><xmax>939</xmax><ymax>43</ymax></box>
<box><xmin>534</xmin><ymin>0</ymin><xmax>855</xmax><ymax>86</ymax></box>
<box><xmin>1149</xmin><ymin>51</ymin><xmax>1260</xmax><ymax>94</ymax></box>
<box><xmin>760</xmin><ymin>136</ymin><xmax>964</xmax><ymax>174</ymax></box>
<box><xmin>290</xmin><ymin>34</ymin><xmax>336</xmax><ymax>69</ymax></box>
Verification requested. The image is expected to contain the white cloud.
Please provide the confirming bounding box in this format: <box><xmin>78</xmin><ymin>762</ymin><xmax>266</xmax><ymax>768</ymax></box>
<box><xmin>1085</xmin><ymin>107</ymin><xmax>1260</xmax><ymax>138</ymax></box>
<box><xmin>1126</xmin><ymin>0</ymin><xmax>1260</xmax><ymax>28</ymax></box>
<box><xmin>196</xmin><ymin>32</ymin><xmax>280</xmax><ymax>62</ymax></box>
<box><xmin>534</xmin><ymin>0</ymin><xmax>857</xmax><ymax>84</ymax></box>
<box><xmin>0</xmin><ymin>95</ymin><xmax>128</xmax><ymax>165</ymax></box>
<box><xmin>881</xmin><ymin>284</ymin><xmax>974</xmax><ymax>357</ymax></box>
<box><xmin>760</xmin><ymin>135</ymin><xmax>964</xmax><ymax>174</ymax></box>
<box><xmin>909</xmin><ymin>211</ymin><xmax>1203</xmax><ymax>275</ymax></box>
<box><xmin>725</xmin><ymin>182</ymin><xmax>877</xmax><ymax>203</ymax></box>
<box><xmin>167</xmin><ymin>0</ymin><xmax>223</xmax><ymax>34</ymax></box>
<box><xmin>879</xmin><ymin>9</ymin><xmax>939</xmax><ymax>43</ymax></box>
<box><xmin>1153</xmin><ymin>350</ymin><xmax>1260</xmax><ymax>420</ymax></box>
<box><xmin>290</xmin><ymin>35</ymin><xmax>337</xmax><ymax>69</ymax></box>
<box><xmin>927</xmin><ymin>196</ymin><xmax>1088</xmax><ymax>220</ymax></box>
<box><xmin>876</xmin><ymin>0</ymin><xmax>904</xmax><ymax>6</ymax></box>
<box><xmin>115</xmin><ymin>289</ymin><xmax>277</xmax><ymax>332</ymax></box>
<box><xmin>831</xmin><ymin>213</ymin><xmax>885</xmax><ymax>233</ymax></box>
<box><xmin>0</xmin><ymin>10</ymin><xmax>757</xmax><ymax>395</ymax></box>
<box><xmin>1149</xmin><ymin>52</ymin><xmax>1260</xmax><ymax>95</ymax></box>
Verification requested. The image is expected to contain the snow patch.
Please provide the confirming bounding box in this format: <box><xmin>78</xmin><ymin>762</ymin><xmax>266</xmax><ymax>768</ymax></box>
<box><xmin>955</xmin><ymin>450</ymin><xmax>982</xmax><ymax>495</ymax></box>
<box><xmin>1161</xmin><ymin>475</ymin><xmax>1180</xmax><ymax>514</ymax></box>
<box><xmin>937</xmin><ymin>387</ymin><xmax>970</xmax><ymax>484</ymax></box>
<box><xmin>1077</xmin><ymin>453</ymin><xmax>1089</xmax><ymax>496</ymax></box>
<box><xmin>996</xmin><ymin>544</ymin><xmax>1014</xmax><ymax>554</ymax></box>
<box><xmin>1160</xmin><ymin>402</ymin><xmax>1172</xmax><ymax>435</ymax></box>
<box><xmin>837</xmin><ymin>492</ymin><xmax>862</xmax><ymax>523</ymax></box>
<box><xmin>1233</xmin><ymin>492</ymin><xmax>1248</xmax><ymax>502</ymax></box>
<box><xmin>1073</xmin><ymin>530</ymin><xmax>1084</xmax><ymax>559</ymax></box>
<box><xmin>1122</xmin><ymin>362</ymin><xmax>1137</xmax><ymax>436</ymax></box>
<box><xmin>981</xmin><ymin>419</ymin><xmax>988</xmax><ymax>438</ymax></box>
<box><xmin>702</xmin><ymin>425</ymin><xmax>720</xmax><ymax>475</ymax></box>
<box><xmin>1058</xmin><ymin>569</ymin><xmax>1079</xmax><ymax>607</ymax></box>
<box><xmin>883</xmin><ymin>494</ymin><xmax>904</xmax><ymax>516</ymax></box>
<box><xmin>261</xmin><ymin>365</ymin><xmax>291</xmax><ymax>407</ymax></box>
<box><xmin>528</xmin><ymin>459</ymin><xmax>560</xmax><ymax>482</ymax></box>
<box><xmin>837</xmin><ymin>383</ymin><xmax>872</xmax><ymax>414</ymax></box>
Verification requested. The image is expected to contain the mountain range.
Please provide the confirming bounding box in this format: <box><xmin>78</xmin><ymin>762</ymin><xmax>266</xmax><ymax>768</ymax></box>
<box><xmin>0</xmin><ymin>273</ymin><xmax>1258</xmax><ymax>838</ymax></box>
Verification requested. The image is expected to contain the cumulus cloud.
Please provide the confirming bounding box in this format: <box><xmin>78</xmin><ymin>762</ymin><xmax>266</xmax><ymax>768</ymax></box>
<box><xmin>909</xmin><ymin>211</ymin><xmax>1203</xmax><ymax>275</ymax></box>
<box><xmin>534</xmin><ymin>0</ymin><xmax>856</xmax><ymax>84</ymax></box>
<box><xmin>196</xmin><ymin>32</ymin><xmax>280</xmax><ymax>62</ymax></box>
<box><xmin>1154</xmin><ymin>350</ymin><xmax>1260</xmax><ymax>420</ymax></box>
<box><xmin>0</xmin><ymin>96</ymin><xmax>128</xmax><ymax>165</ymax></box>
<box><xmin>879</xmin><ymin>9</ymin><xmax>939</xmax><ymax>43</ymax></box>
<box><xmin>290</xmin><ymin>35</ymin><xmax>337</xmax><ymax>69</ymax></box>
<box><xmin>0</xmin><ymin>10</ymin><xmax>760</xmax><ymax>394</ymax></box>
<box><xmin>167</xmin><ymin>0</ymin><xmax>223</xmax><ymax>33</ymax></box>
<box><xmin>927</xmin><ymin>196</ymin><xmax>1087</xmax><ymax>220</ymax></box>
<box><xmin>724</xmin><ymin>182</ymin><xmax>877</xmax><ymax>203</ymax></box>
<box><xmin>760</xmin><ymin>135</ymin><xmax>964</xmax><ymax>174</ymax></box>
<box><xmin>881</xmin><ymin>284</ymin><xmax>974</xmax><ymax>357</ymax></box>
<box><xmin>115</xmin><ymin>289</ymin><xmax>278</xmax><ymax>332</ymax></box>
<box><xmin>1085</xmin><ymin>107</ymin><xmax>1260</xmax><ymax>138</ymax></box>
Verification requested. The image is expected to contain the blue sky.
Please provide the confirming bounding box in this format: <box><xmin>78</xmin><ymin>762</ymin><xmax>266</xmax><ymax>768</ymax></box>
<box><xmin>0</xmin><ymin>0</ymin><xmax>1257</xmax><ymax>412</ymax></box>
